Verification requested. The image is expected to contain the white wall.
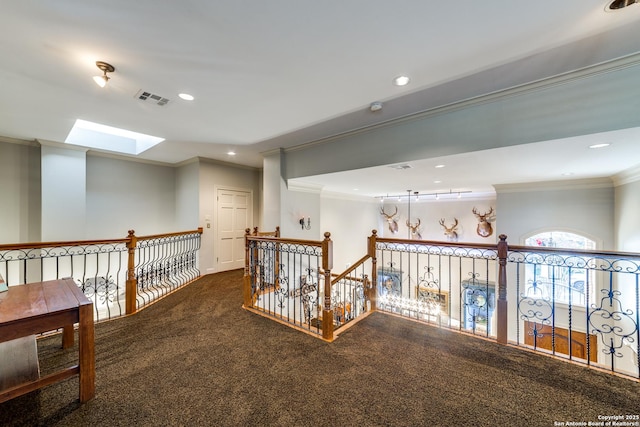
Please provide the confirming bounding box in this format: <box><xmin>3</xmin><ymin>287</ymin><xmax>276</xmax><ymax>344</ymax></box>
<box><xmin>175</xmin><ymin>160</ymin><xmax>200</xmax><ymax>230</ymax></box>
<box><xmin>262</xmin><ymin>151</ymin><xmax>282</xmax><ymax>231</ymax></box>
<box><xmin>615</xmin><ymin>177</ymin><xmax>640</xmax><ymax>252</ymax></box>
<box><xmin>495</xmin><ymin>179</ymin><xmax>614</xmax><ymax>249</ymax></box>
<box><xmin>86</xmin><ymin>155</ymin><xmax>176</xmax><ymax>239</ymax></box>
<box><xmin>0</xmin><ymin>140</ymin><xmax>40</xmax><ymax>244</ymax></box>
<box><xmin>380</xmin><ymin>197</ymin><xmax>497</xmax><ymax>244</ymax></box>
<box><xmin>321</xmin><ymin>195</ymin><xmax>380</xmax><ymax>270</ymax></box>
<box><xmin>41</xmin><ymin>145</ymin><xmax>87</xmax><ymax>241</ymax></box>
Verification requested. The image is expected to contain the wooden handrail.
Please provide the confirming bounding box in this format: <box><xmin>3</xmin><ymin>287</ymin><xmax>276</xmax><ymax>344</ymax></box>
<box><xmin>246</xmin><ymin>235</ymin><xmax>324</xmax><ymax>247</ymax></box>
<box><xmin>376</xmin><ymin>236</ymin><xmax>498</xmax><ymax>251</ymax></box>
<box><xmin>135</xmin><ymin>228</ymin><xmax>203</xmax><ymax>241</ymax></box>
<box><xmin>0</xmin><ymin>228</ymin><xmax>203</xmax><ymax>251</ymax></box>
<box><xmin>0</xmin><ymin>238</ymin><xmax>129</xmax><ymax>251</ymax></box>
<box><xmin>330</xmin><ymin>254</ymin><xmax>371</xmax><ymax>286</ymax></box>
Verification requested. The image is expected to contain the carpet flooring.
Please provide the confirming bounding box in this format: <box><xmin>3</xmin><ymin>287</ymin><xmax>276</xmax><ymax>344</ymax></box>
<box><xmin>1</xmin><ymin>269</ymin><xmax>639</xmax><ymax>427</ymax></box>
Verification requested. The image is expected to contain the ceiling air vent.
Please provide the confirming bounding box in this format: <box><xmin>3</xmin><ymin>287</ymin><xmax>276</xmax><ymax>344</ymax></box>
<box><xmin>135</xmin><ymin>90</ymin><xmax>170</xmax><ymax>106</ymax></box>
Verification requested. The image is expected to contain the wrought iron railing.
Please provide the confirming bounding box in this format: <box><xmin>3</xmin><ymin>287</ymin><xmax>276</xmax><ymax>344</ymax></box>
<box><xmin>508</xmin><ymin>245</ymin><xmax>640</xmax><ymax>379</ymax></box>
<box><xmin>245</xmin><ymin>228</ymin><xmax>640</xmax><ymax>379</ymax></box>
<box><xmin>374</xmin><ymin>234</ymin><xmax>499</xmax><ymax>339</ymax></box>
<box><xmin>132</xmin><ymin>230</ymin><xmax>202</xmax><ymax>312</ymax></box>
<box><xmin>0</xmin><ymin>228</ymin><xmax>202</xmax><ymax>322</ymax></box>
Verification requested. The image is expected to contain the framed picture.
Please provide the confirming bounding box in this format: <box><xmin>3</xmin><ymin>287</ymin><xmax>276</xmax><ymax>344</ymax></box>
<box><xmin>417</xmin><ymin>287</ymin><xmax>449</xmax><ymax>316</ymax></box>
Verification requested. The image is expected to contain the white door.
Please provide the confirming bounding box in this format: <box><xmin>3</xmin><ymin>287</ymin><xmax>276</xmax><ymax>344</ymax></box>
<box><xmin>217</xmin><ymin>188</ymin><xmax>252</xmax><ymax>271</ymax></box>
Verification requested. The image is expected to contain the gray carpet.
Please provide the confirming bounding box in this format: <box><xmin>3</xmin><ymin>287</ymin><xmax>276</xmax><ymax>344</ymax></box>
<box><xmin>1</xmin><ymin>269</ymin><xmax>639</xmax><ymax>427</ymax></box>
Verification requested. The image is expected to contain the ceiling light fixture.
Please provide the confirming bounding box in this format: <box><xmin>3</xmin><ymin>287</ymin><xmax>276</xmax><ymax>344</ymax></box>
<box><xmin>607</xmin><ymin>0</ymin><xmax>638</xmax><ymax>10</ymax></box>
<box><xmin>227</xmin><ymin>151</ymin><xmax>236</xmax><ymax>156</ymax></box>
<box><xmin>377</xmin><ymin>189</ymin><xmax>471</xmax><ymax>201</ymax></box>
<box><xmin>179</xmin><ymin>93</ymin><xmax>194</xmax><ymax>101</ymax></box>
<box><xmin>93</xmin><ymin>61</ymin><xmax>115</xmax><ymax>88</ymax></box>
<box><xmin>589</xmin><ymin>143</ymin><xmax>611</xmax><ymax>149</ymax></box>
<box><xmin>393</xmin><ymin>75</ymin><xmax>410</xmax><ymax>86</ymax></box>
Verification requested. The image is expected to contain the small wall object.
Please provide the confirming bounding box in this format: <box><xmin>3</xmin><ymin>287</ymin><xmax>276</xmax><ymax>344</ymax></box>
<box><xmin>439</xmin><ymin>218</ymin><xmax>459</xmax><ymax>241</ymax></box>
<box><xmin>406</xmin><ymin>218</ymin><xmax>422</xmax><ymax>240</ymax></box>
<box><xmin>0</xmin><ymin>273</ymin><xmax>6</xmax><ymax>292</ymax></box>
<box><xmin>472</xmin><ymin>207</ymin><xmax>494</xmax><ymax>238</ymax></box>
<box><xmin>380</xmin><ymin>206</ymin><xmax>399</xmax><ymax>234</ymax></box>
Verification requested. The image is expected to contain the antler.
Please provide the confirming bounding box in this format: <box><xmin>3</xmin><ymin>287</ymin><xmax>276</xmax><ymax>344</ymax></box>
<box><xmin>380</xmin><ymin>206</ymin><xmax>398</xmax><ymax>219</ymax></box>
<box><xmin>439</xmin><ymin>218</ymin><xmax>445</xmax><ymax>227</ymax></box>
<box><xmin>473</xmin><ymin>207</ymin><xmax>493</xmax><ymax>219</ymax></box>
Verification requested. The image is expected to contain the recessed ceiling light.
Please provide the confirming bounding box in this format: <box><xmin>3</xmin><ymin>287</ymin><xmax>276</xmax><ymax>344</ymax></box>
<box><xmin>178</xmin><ymin>93</ymin><xmax>194</xmax><ymax>101</ymax></box>
<box><xmin>435</xmin><ymin>164</ymin><xmax>445</xmax><ymax>169</ymax></box>
<box><xmin>589</xmin><ymin>143</ymin><xmax>610</xmax><ymax>149</ymax></box>
<box><xmin>562</xmin><ymin>172</ymin><xmax>574</xmax><ymax>176</ymax></box>
<box><xmin>434</xmin><ymin>180</ymin><xmax>441</xmax><ymax>184</ymax></box>
<box><xmin>227</xmin><ymin>151</ymin><xmax>236</xmax><ymax>156</ymax></box>
<box><xmin>393</xmin><ymin>75</ymin><xmax>410</xmax><ymax>86</ymax></box>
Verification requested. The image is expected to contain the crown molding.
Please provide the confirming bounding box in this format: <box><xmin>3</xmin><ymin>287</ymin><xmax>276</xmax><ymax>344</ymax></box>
<box><xmin>285</xmin><ymin>53</ymin><xmax>640</xmax><ymax>154</ymax></box>
<box><xmin>0</xmin><ymin>136</ymin><xmax>38</xmax><ymax>147</ymax></box>
<box><xmin>197</xmin><ymin>156</ymin><xmax>261</xmax><ymax>171</ymax></box>
<box><xmin>494</xmin><ymin>177</ymin><xmax>613</xmax><ymax>193</ymax></box>
<box><xmin>287</xmin><ymin>181</ymin><xmax>323</xmax><ymax>194</ymax></box>
<box><xmin>320</xmin><ymin>190</ymin><xmax>381</xmax><ymax>203</ymax></box>
<box><xmin>612</xmin><ymin>164</ymin><xmax>640</xmax><ymax>187</ymax></box>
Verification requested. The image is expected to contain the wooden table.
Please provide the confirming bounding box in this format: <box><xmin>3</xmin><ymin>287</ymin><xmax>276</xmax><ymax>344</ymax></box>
<box><xmin>0</xmin><ymin>278</ymin><xmax>95</xmax><ymax>403</ymax></box>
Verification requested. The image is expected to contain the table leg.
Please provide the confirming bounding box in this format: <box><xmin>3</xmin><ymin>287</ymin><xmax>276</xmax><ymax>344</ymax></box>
<box><xmin>78</xmin><ymin>303</ymin><xmax>95</xmax><ymax>402</ymax></box>
<box><xmin>62</xmin><ymin>325</ymin><xmax>74</xmax><ymax>349</ymax></box>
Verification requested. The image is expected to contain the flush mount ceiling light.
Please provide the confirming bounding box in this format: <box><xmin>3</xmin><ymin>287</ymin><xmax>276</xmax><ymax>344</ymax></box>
<box><xmin>178</xmin><ymin>93</ymin><xmax>194</xmax><ymax>101</ymax></box>
<box><xmin>607</xmin><ymin>0</ymin><xmax>638</xmax><ymax>10</ymax></box>
<box><xmin>393</xmin><ymin>75</ymin><xmax>410</xmax><ymax>86</ymax></box>
<box><xmin>93</xmin><ymin>61</ymin><xmax>115</xmax><ymax>88</ymax></box>
<box><xmin>589</xmin><ymin>143</ymin><xmax>611</xmax><ymax>149</ymax></box>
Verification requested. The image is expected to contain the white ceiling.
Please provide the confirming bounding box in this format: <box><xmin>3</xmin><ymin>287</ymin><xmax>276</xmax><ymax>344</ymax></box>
<box><xmin>2</xmin><ymin>1</ymin><xmax>640</xmax><ymax>197</ymax></box>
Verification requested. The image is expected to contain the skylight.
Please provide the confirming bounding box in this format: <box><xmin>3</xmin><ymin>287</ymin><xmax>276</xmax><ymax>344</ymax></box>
<box><xmin>65</xmin><ymin>119</ymin><xmax>164</xmax><ymax>155</ymax></box>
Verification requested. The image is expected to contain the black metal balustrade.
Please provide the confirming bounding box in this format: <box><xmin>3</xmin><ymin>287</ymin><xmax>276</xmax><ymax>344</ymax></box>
<box><xmin>133</xmin><ymin>230</ymin><xmax>202</xmax><ymax>311</ymax></box>
<box><xmin>508</xmin><ymin>246</ymin><xmax>640</xmax><ymax>378</ymax></box>
<box><xmin>0</xmin><ymin>228</ymin><xmax>203</xmax><ymax>322</ymax></box>
<box><xmin>246</xmin><ymin>237</ymin><xmax>326</xmax><ymax>336</ymax></box>
<box><xmin>375</xmin><ymin>239</ymin><xmax>499</xmax><ymax>338</ymax></box>
<box><xmin>245</xmin><ymin>229</ymin><xmax>640</xmax><ymax>379</ymax></box>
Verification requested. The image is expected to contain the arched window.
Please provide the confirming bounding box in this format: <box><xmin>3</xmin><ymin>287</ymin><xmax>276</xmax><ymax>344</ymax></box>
<box><xmin>524</xmin><ymin>231</ymin><xmax>596</xmax><ymax>306</ymax></box>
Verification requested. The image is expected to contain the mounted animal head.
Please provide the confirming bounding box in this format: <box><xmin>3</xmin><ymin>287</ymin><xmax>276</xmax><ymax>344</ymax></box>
<box><xmin>406</xmin><ymin>218</ymin><xmax>422</xmax><ymax>240</ymax></box>
<box><xmin>380</xmin><ymin>206</ymin><xmax>399</xmax><ymax>234</ymax></box>
<box><xmin>439</xmin><ymin>218</ymin><xmax>459</xmax><ymax>241</ymax></box>
<box><xmin>472</xmin><ymin>207</ymin><xmax>494</xmax><ymax>238</ymax></box>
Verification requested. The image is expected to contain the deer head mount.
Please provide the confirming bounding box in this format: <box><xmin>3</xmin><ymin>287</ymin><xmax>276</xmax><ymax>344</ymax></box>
<box><xmin>472</xmin><ymin>207</ymin><xmax>494</xmax><ymax>238</ymax></box>
<box><xmin>406</xmin><ymin>218</ymin><xmax>422</xmax><ymax>240</ymax></box>
<box><xmin>380</xmin><ymin>206</ymin><xmax>399</xmax><ymax>234</ymax></box>
<box><xmin>439</xmin><ymin>218</ymin><xmax>459</xmax><ymax>241</ymax></box>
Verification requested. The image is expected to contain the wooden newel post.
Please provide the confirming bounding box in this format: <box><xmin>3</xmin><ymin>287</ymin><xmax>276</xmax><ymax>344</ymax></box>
<box><xmin>322</xmin><ymin>232</ymin><xmax>334</xmax><ymax>341</ymax></box>
<box><xmin>368</xmin><ymin>229</ymin><xmax>378</xmax><ymax>312</ymax></box>
<box><xmin>497</xmin><ymin>234</ymin><xmax>508</xmax><ymax>345</ymax></box>
<box><xmin>243</xmin><ymin>228</ymin><xmax>253</xmax><ymax>308</ymax></box>
<box><xmin>125</xmin><ymin>229</ymin><xmax>138</xmax><ymax>315</ymax></box>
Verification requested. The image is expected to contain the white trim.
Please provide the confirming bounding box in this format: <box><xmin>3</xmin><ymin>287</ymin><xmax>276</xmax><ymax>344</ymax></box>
<box><xmin>287</xmin><ymin>181</ymin><xmax>323</xmax><ymax>194</ymax></box>
<box><xmin>612</xmin><ymin>164</ymin><xmax>640</xmax><ymax>186</ymax></box>
<box><xmin>213</xmin><ymin>185</ymin><xmax>254</xmax><ymax>273</ymax></box>
<box><xmin>284</xmin><ymin>53</ymin><xmax>640</xmax><ymax>154</ymax></box>
<box><xmin>494</xmin><ymin>177</ymin><xmax>613</xmax><ymax>194</ymax></box>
